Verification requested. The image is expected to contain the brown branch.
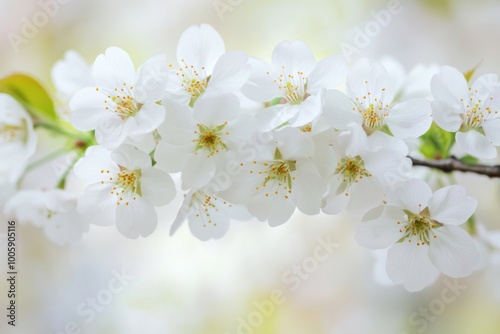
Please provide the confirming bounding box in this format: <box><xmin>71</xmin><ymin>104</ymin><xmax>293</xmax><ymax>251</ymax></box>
<box><xmin>410</xmin><ymin>156</ymin><xmax>500</xmax><ymax>178</ymax></box>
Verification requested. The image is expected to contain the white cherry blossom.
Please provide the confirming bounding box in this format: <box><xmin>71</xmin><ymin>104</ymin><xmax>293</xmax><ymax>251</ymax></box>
<box><xmin>243</xmin><ymin>40</ymin><xmax>347</xmax><ymax>130</ymax></box>
<box><xmin>165</xmin><ymin>24</ymin><xmax>251</xmax><ymax>106</ymax></box>
<box><xmin>74</xmin><ymin>144</ymin><xmax>176</xmax><ymax>238</ymax></box>
<box><xmin>51</xmin><ymin>50</ymin><xmax>92</xmax><ymax>119</ymax></box>
<box><xmin>0</xmin><ymin>93</ymin><xmax>37</xmax><ymax>183</ymax></box>
<box><xmin>355</xmin><ymin>179</ymin><xmax>479</xmax><ymax>291</ymax></box>
<box><xmin>171</xmin><ymin>187</ymin><xmax>250</xmax><ymax>241</ymax></box>
<box><xmin>155</xmin><ymin>94</ymin><xmax>256</xmax><ymax>190</ymax></box>
<box><xmin>70</xmin><ymin>47</ymin><xmax>169</xmax><ymax>149</ymax></box>
<box><xmin>220</xmin><ymin>127</ymin><xmax>324</xmax><ymax>226</ymax></box>
<box><xmin>321</xmin><ymin>123</ymin><xmax>411</xmax><ymax>215</ymax></box>
<box><xmin>4</xmin><ymin>189</ymin><xmax>89</xmax><ymax>245</ymax></box>
<box><xmin>431</xmin><ymin>66</ymin><xmax>500</xmax><ymax>159</ymax></box>
<box><xmin>324</xmin><ymin>60</ymin><xmax>432</xmax><ymax>139</ymax></box>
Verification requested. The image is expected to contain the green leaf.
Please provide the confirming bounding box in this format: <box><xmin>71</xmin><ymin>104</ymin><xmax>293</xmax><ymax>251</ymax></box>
<box><xmin>0</xmin><ymin>73</ymin><xmax>57</xmax><ymax>122</ymax></box>
<box><xmin>464</xmin><ymin>61</ymin><xmax>483</xmax><ymax>83</ymax></box>
<box><xmin>419</xmin><ymin>122</ymin><xmax>455</xmax><ymax>159</ymax></box>
<box><xmin>460</xmin><ymin>155</ymin><xmax>479</xmax><ymax>165</ymax></box>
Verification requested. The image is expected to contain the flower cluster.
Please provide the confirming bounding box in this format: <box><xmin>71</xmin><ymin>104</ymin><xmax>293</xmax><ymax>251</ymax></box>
<box><xmin>2</xmin><ymin>23</ymin><xmax>498</xmax><ymax>291</ymax></box>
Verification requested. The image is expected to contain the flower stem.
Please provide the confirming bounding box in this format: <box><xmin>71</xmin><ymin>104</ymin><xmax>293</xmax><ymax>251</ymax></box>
<box><xmin>35</xmin><ymin>121</ymin><xmax>91</xmax><ymax>142</ymax></box>
<box><xmin>56</xmin><ymin>154</ymin><xmax>81</xmax><ymax>189</ymax></box>
<box><xmin>25</xmin><ymin>148</ymin><xmax>67</xmax><ymax>174</ymax></box>
<box><xmin>17</xmin><ymin>148</ymin><xmax>68</xmax><ymax>187</ymax></box>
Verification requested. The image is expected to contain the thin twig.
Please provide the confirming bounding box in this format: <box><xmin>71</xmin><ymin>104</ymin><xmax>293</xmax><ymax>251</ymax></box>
<box><xmin>410</xmin><ymin>156</ymin><xmax>500</xmax><ymax>178</ymax></box>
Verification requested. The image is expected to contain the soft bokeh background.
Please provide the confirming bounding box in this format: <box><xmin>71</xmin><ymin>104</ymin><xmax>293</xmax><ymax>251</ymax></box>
<box><xmin>2</xmin><ymin>0</ymin><xmax>500</xmax><ymax>333</ymax></box>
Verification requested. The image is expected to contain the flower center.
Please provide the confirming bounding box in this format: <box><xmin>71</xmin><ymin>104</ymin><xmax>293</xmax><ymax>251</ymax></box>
<box><xmin>268</xmin><ymin>66</ymin><xmax>307</xmax><ymax>105</ymax></box>
<box><xmin>194</xmin><ymin>122</ymin><xmax>228</xmax><ymax>157</ymax></box>
<box><xmin>355</xmin><ymin>84</ymin><xmax>390</xmax><ymax>132</ymax></box>
<box><xmin>261</xmin><ymin>148</ymin><xmax>296</xmax><ymax>192</ymax></box>
<box><xmin>397</xmin><ymin>207</ymin><xmax>442</xmax><ymax>246</ymax></box>
<box><xmin>460</xmin><ymin>87</ymin><xmax>499</xmax><ymax>130</ymax></box>
<box><xmin>0</xmin><ymin>121</ymin><xmax>26</xmax><ymax>144</ymax></box>
<box><xmin>101</xmin><ymin>168</ymin><xmax>141</xmax><ymax>206</ymax></box>
<box><xmin>335</xmin><ymin>156</ymin><xmax>371</xmax><ymax>195</ymax></box>
<box><xmin>300</xmin><ymin>123</ymin><xmax>312</xmax><ymax>133</ymax></box>
<box><xmin>191</xmin><ymin>191</ymin><xmax>231</xmax><ymax>228</ymax></box>
<box><xmin>172</xmin><ymin>59</ymin><xmax>208</xmax><ymax>105</ymax></box>
<box><xmin>103</xmin><ymin>84</ymin><xmax>141</xmax><ymax>119</ymax></box>
<box><xmin>363</xmin><ymin>104</ymin><xmax>383</xmax><ymax>128</ymax></box>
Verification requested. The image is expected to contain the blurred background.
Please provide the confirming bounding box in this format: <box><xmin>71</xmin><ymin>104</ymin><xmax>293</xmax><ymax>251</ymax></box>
<box><xmin>2</xmin><ymin>0</ymin><xmax>500</xmax><ymax>333</ymax></box>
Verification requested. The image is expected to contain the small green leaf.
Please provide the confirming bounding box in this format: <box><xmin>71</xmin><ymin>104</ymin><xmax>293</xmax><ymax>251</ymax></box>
<box><xmin>0</xmin><ymin>73</ymin><xmax>57</xmax><ymax>122</ymax></box>
<box><xmin>460</xmin><ymin>155</ymin><xmax>479</xmax><ymax>165</ymax></box>
<box><xmin>464</xmin><ymin>61</ymin><xmax>483</xmax><ymax>83</ymax></box>
<box><xmin>419</xmin><ymin>122</ymin><xmax>455</xmax><ymax>159</ymax></box>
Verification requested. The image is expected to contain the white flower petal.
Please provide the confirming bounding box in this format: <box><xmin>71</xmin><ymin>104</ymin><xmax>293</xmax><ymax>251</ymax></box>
<box><xmin>355</xmin><ymin>205</ymin><xmax>405</xmax><ymax>249</ymax></box>
<box><xmin>187</xmin><ymin>194</ymin><xmax>231</xmax><ymax>241</ymax></box>
<box><xmin>482</xmin><ymin>117</ymin><xmax>500</xmax><ymax>146</ymax></box>
<box><xmin>431</xmin><ymin>100</ymin><xmax>462</xmax><ymax>132</ymax></box>
<box><xmin>92</xmin><ymin>47</ymin><xmax>136</xmax><ymax>89</ymax></box>
<box><xmin>51</xmin><ymin>50</ymin><xmax>92</xmax><ymax>98</ymax></box>
<box><xmin>4</xmin><ymin>190</ymin><xmax>47</xmax><ymax>226</ymax></box>
<box><xmin>111</xmin><ymin>144</ymin><xmax>151</xmax><ymax>170</ymax></box>
<box><xmin>307</xmin><ymin>55</ymin><xmax>347</xmax><ymax>94</ymax></box>
<box><xmin>77</xmin><ymin>183</ymin><xmax>116</xmax><ymax>226</ymax></box>
<box><xmin>157</xmin><ymin>101</ymin><xmax>196</xmax><ymax>144</ymax></box>
<box><xmin>95</xmin><ymin>115</ymin><xmax>137</xmax><ymax>149</ymax></box>
<box><xmin>367</xmin><ymin>131</ymin><xmax>409</xmax><ymax>156</ymax></box>
<box><xmin>387</xmin><ymin>242</ymin><xmax>440</xmax><ymax>291</ymax></box>
<box><xmin>248</xmin><ymin>188</ymin><xmax>296</xmax><ymax>227</ymax></box>
<box><xmin>386</xmin><ymin>179</ymin><xmax>432</xmax><ymax>213</ymax></box>
<box><xmin>348</xmin><ymin>61</ymin><xmax>395</xmax><ymax>103</ymax></box>
<box><xmin>291</xmin><ymin>160</ymin><xmax>323</xmax><ymax>215</ymax></box>
<box><xmin>287</xmin><ymin>94</ymin><xmax>323</xmax><ymax>127</ymax></box>
<box><xmin>132</xmin><ymin>102</ymin><xmax>165</xmax><ymax>134</ymax></box>
<box><xmin>45</xmin><ymin>210</ymin><xmax>89</xmax><ymax>245</ymax></box>
<box><xmin>140</xmin><ymin>166</ymin><xmax>176</xmax><ymax>207</ymax></box>
<box><xmin>181</xmin><ymin>153</ymin><xmax>216</xmax><ymax>189</ymax></box>
<box><xmin>116</xmin><ymin>197</ymin><xmax>157</xmax><ymax>238</ymax></box>
<box><xmin>271</xmin><ymin>40</ymin><xmax>316</xmax><ymax>75</ymax></box>
<box><xmin>135</xmin><ymin>54</ymin><xmax>169</xmax><ymax>102</ymax></box>
<box><xmin>322</xmin><ymin>175</ymin><xmax>350</xmax><ymax>215</ymax></box>
<box><xmin>176</xmin><ymin>24</ymin><xmax>225</xmax><ymax>73</ymax></box>
<box><xmin>241</xmin><ymin>57</ymin><xmax>281</xmax><ymax>102</ymax></box>
<box><xmin>170</xmin><ymin>191</ymin><xmax>192</xmax><ymax>236</ymax></box>
<box><xmin>154</xmin><ymin>141</ymin><xmax>191</xmax><ymax>173</ymax></box>
<box><xmin>429</xmin><ymin>225</ymin><xmax>479</xmax><ymax>277</ymax></box>
<box><xmin>430</xmin><ymin>66</ymin><xmax>468</xmax><ymax>107</ymax></box>
<box><xmin>74</xmin><ymin>145</ymin><xmax>118</xmax><ymax>183</ymax></box>
<box><xmin>386</xmin><ymin>99</ymin><xmax>432</xmax><ymax>139</ymax></box>
<box><xmin>69</xmin><ymin>87</ymin><xmax>109</xmax><ymax>131</ymax></box>
<box><xmin>455</xmin><ymin>130</ymin><xmax>497</xmax><ymax>159</ymax></box>
<box><xmin>256</xmin><ymin>104</ymin><xmax>299</xmax><ymax>131</ymax></box>
<box><xmin>323</xmin><ymin>89</ymin><xmax>361</xmax><ymax>129</ymax></box>
<box><xmin>193</xmin><ymin>94</ymin><xmax>239</xmax><ymax>125</ymax></box>
<box><xmin>428</xmin><ymin>185</ymin><xmax>477</xmax><ymax>225</ymax></box>
<box><xmin>205</xmin><ymin>51</ymin><xmax>251</xmax><ymax>97</ymax></box>
<box><xmin>273</xmin><ymin>127</ymin><xmax>314</xmax><ymax>158</ymax></box>
<box><xmin>346</xmin><ymin>178</ymin><xmax>384</xmax><ymax>216</ymax></box>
